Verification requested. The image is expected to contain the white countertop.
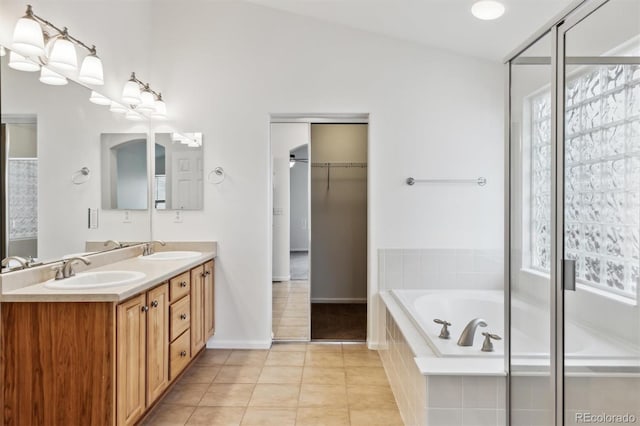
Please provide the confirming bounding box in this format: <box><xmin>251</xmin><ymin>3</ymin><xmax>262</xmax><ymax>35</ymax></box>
<box><xmin>1</xmin><ymin>251</ymin><xmax>216</xmax><ymax>303</ymax></box>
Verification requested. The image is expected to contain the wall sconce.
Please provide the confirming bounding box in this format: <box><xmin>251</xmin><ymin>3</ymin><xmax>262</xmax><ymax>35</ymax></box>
<box><xmin>10</xmin><ymin>4</ymin><xmax>104</xmax><ymax>85</ymax></box>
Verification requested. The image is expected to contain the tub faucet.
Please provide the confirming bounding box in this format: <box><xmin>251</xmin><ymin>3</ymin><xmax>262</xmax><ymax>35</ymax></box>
<box><xmin>457</xmin><ymin>318</ymin><xmax>487</xmax><ymax>346</ymax></box>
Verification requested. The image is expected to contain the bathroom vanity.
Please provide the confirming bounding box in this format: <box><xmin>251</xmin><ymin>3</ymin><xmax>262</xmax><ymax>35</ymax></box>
<box><xmin>0</xmin><ymin>243</ymin><xmax>216</xmax><ymax>426</ymax></box>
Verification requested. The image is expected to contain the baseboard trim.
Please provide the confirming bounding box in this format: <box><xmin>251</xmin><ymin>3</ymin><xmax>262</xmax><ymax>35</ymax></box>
<box><xmin>272</xmin><ymin>275</ymin><xmax>291</xmax><ymax>282</ymax></box>
<box><xmin>368</xmin><ymin>341</ymin><xmax>387</xmax><ymax>350</ymax></box>
<box><xmin>310</xmin><ymin>298</ymin><xmax>367</xmax><ymax>304</ymax></box>
<box><xmin>207</xmin><ymin>339</ymin><xmax>272</xmax><ymax>350</ymax></box>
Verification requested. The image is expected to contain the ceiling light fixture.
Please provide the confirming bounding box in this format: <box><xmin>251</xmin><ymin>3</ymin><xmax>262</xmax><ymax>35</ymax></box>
<box><xmin>122</xmin><ymin>72</ymin><xmax>168</xmax><ymax>119</ymax></box>
<box><xmin>10</xmin><ymin>5</ymin><xmax>104</xmax><ymax>84</ymax></box>
<box><xmin>471</xmin><ymin>0</ymin><xmax>505</xmax><ymax>20</ymax></box>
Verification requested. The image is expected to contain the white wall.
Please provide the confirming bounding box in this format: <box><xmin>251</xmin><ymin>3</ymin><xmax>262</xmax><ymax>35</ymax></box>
<box><xmin>270</xmin><ymin>123</ymin><xmax>310</xmax><ymax>282</ymax></box>
<box><xmin>289</xmin><ymin>144</ymin><xmax>309</xmax><ymax>252</ymax></box>
<box><xmin>148</xmin><ymin>1</ymin><xmax>504</xmax><ymax>348</ymax></box>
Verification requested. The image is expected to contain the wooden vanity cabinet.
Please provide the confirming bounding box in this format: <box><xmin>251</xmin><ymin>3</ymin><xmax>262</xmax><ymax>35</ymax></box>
<box><xmin>191</xmin><ymin>260</ymin><xmax>215</xmax><ymax>354</ymax></box>
<box><xmin>204</xmin><ymin>260</ymin><xmax>215</xmax><ymax>339</ymax></box>
<box><xmin>146</xmin><ymin>283</ymin><xmax>170</xmax><ymax>403</ymax></box>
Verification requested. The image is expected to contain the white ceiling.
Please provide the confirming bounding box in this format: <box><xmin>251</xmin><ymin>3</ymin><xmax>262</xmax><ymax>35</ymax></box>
<box><xmin>245</xmin><ymin>0</ymin><xmax>575</xmax><ymax>61</ymax></box>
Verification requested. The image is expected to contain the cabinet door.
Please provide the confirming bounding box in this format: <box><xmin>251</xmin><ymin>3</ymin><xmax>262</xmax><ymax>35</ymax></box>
<box><xmin>147</xmin><ymin>283</ymin><xmax>169</xmax><ymax>404</ymax></box>
<box><xmin>190</xmin><ymin>265</ymin><xmax>205</xmax><ymax>354</ymax></box>
<box><xmin>116</xmin><ymin>294</ymin><xmax>147</xmax><ymax>426</ymax></box>
<box><xmin>204</xmin><ymin>260</ymin><xmax>215</xmax><ymax>339</ymax></box>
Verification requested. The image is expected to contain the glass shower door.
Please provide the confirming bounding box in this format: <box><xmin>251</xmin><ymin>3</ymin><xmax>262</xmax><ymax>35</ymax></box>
<box><xmin>560</xmin><ymin>0</ymin><xmax>640</xmax><ymax>423</ymax></box>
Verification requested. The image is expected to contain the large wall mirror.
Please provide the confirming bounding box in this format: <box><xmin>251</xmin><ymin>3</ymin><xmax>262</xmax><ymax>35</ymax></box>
<box><xmin>154</xmin><ymin>132</ymin><xmax>203</xmax><ymax>210</ymax></box>
<box><xmin>0</xmin><ymin>49</ymin><xmax>151</xmax><ymax>268</ymax></box>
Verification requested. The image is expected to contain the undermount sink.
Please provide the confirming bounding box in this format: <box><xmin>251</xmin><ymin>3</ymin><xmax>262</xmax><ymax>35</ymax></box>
<box><xmin>138</xmin><ymin>251</ymin><xmax>202</xmax><ymax>261</ymax></box>
<box><xmin>44</xmin><ymin>271</ymin><xmax>146</xmax><ymax>289</ymax></box>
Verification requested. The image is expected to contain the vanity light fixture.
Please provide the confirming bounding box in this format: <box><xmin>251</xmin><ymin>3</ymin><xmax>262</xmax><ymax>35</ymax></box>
<box><xmin>122</xmin><ymin>72</ymin><xmax>168</xmax><ymax>120</ymax></box>
<box><xmin>39</xmin><ymin>66</ymin><xmax>67</xmax><ymax>85</ymax></box>
<box><xmin>471</xmin><ymin>0</ymin><xmax>505</xmax><ymax>20</ymax></box>
<box><xmin>0</xmin><ymin>46</ymin><xmax>6</xmax><ymax>57</ymax></box>
<box><xmin>125</xmin><ymin>109</ymin><xmax>144</xmax><ymax>121</ymax></box>
<box><xmin>89</xmin><ymin>90</ymin><xmax>111</xmax><ymax>106</ymax></box>
<box><xmin>8</xmin><ymin>50</ymin><xmax>40</xmax><ymax>72</ymax></box>
<box><xmin>10</xmin><ymin>5</ymin><xmax>104</xmax><ymax>85</ymax></box>
<box><xmin>109</xmin><ymin>101</ymin><xmax>128</xmax><ymax>114</ymax></box>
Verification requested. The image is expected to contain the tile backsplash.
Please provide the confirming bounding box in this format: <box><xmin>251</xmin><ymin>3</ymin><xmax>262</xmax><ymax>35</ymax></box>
<box><xmin>379</xmin><ymin>249</ymin><xmax>503</xmax><ymax>291</ymax></box>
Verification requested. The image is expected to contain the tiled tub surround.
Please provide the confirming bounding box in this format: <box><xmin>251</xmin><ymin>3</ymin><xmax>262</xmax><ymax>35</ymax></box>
<box><xmin>0</xmin><ymin>241</ymin><xmax>217</xmax><ymax>301</ymax></box>
<box><xmin>379</xmin><ymin>291</ymin><xmax>506</xmax><ymax>426</ymax></box>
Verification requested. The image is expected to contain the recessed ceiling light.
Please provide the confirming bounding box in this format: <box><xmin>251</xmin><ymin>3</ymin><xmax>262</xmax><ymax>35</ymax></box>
<box><xmin>471</xmin><ymin>0</ymin><xmax>505</xmax><ymax>20</ymax></box>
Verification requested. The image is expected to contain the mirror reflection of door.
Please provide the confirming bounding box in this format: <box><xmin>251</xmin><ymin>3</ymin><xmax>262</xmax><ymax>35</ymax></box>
<box><xmin>1</xmin><ymin>118</ymin><xmax>38</xmax><ymax>262</ymax></box>
<box><xmin>100</xmin><ymin>133</ymin><xmax>149</xmax><ymax>210</ymax></box>
<box><xmin>154</xmin><ymin>133</ymin><xmax>203</xmax><ymax>210</ymax></box>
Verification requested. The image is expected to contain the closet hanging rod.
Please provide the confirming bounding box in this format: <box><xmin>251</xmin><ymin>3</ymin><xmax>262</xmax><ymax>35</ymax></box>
<box><xmin>406</xmin><ymin>177</ymin><xmax>487</xmax><ymax>186</ymax></box>
<box><xmin>311</xmin><ymin>162</ymin><xmax>367</xmax><ymax>168</ymax></box>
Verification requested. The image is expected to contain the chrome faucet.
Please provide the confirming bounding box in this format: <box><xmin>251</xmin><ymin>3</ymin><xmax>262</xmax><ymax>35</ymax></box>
<box><xmin>142</xmin><ymin>240</ymin><xmax>166</xmax><ymax>256</ymax></box>
<box><xmin>1</xmin><ymin>256</ymin><xmax>29</xmax><ymax>270</ymax></box>
<box><xmin>54</xmin><ymin>257</ymin><xmax>91</xmax><ymax>280</ymax></box>
<box><xmin>104</xmin><ymin>239</ymin><xmax>124</xmax><ymax>249</ymax></box>
<box><xmin>457</xmin><ymin>318</ymin><xmax>488</xmax><ymax>346</ymax></box>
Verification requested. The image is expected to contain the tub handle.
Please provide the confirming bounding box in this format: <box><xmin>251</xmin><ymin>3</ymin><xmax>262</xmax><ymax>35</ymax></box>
<box><xmin>433</xmin><ymin>319</ymin><xmax>452</xmax><ymax>339</ymax></box>
<box><xmin>481</xmin><ymin>332</ymin><xmax>502</xmax><ymax>352</ymax></box>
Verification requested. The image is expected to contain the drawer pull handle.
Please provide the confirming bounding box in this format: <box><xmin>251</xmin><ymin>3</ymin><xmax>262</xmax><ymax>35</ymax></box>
<box><xmin>151</xmin><ymin>300</ymin><xmax>159</xmax><ymax>308</ymax></box>
<box><xmin>179</xmin><ymin>281</ymin><xmax>187</xmax><ymax>288</ymax></box>
<box><xmin>141</xmin><ymin>305</ymin><xmax>149</xmax><ymax>312</ymax></box>
<box><xmin>201</xmin><ymin>273</ymin><xmax>205</xmax><ymax>278</ymax></box>
<box><xmin>180</xmin><ymin>313</ymin><xmax>188</xmax><ymax>320</ymax></box>
<box><xmin>180</xmin><ymin>350</ymin><xmax>187</xmax><ymax>357</ymax></box>
<box><xmin>205</xmin><ymin>271</ymin><xmax>211</xmax><ymax>276</ymax></box>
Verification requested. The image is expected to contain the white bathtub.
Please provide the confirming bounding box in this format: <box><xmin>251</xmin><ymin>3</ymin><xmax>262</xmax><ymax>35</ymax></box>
<box><xmin>391</xmin><ymin>289</ymin><xmax>638</xmax><ymax>360</ymax></box>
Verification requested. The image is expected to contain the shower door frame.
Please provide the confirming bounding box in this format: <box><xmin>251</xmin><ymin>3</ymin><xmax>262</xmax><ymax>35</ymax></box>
<box><xmin>504</xmin><ymin>0</ymin><xmax>613</xmax><ymax>424</ymax></box>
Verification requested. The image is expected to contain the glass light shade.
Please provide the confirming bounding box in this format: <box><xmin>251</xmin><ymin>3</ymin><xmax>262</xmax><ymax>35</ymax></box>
<box><xmin>122</xmin><ymin>80</ymin><xmax>141</xmax><ymax>105</ymax></box>
<box><xmin>39</xmin><ymin>66</ymin><xmax>68</xmax><ymax>85</ymax></box>
<box><xmin>89</xmin><ymin>91</ymin><xmax>111</xmax><ymax>106</ymax></box>
<box><xmin>78</xmin><ymin>54</ymin><xmax>104</xmax><ymax>85</ymax></box>
<box><xmin>0</xmin><ymin>46</ymin><xmax>6</xmax><ymax>57</ymax></box>
<box><xmin>8</xmin><ymin>51</ymin><xmax>40</xmax><ymax>72</ymax></box>
<box><xmin>151</xmin><ymin>98</ymin><xmax>168</xmax><ymax>120</ymax></box>
<box><xmin>48</xmin><ymin>37</ymin><xmax>77</xmax><ymax>71</ymax></box>
<box><xmin>109</xmin><ymin>101</ymin><xmax>128</xmax><ymax>114</ymax></box>
<box><xmin>12</xmin><ymin>16</ymin><xmax>45</xmax><ymax>57</ymax></box>
<box><xmin>471</xmin><ymin>1</ymin><xmax>505</xmax><ymax>20</ymax></box>
<box><xmin>125</xmin><ymin>110</ymin><xmax>144</xmax><ymax>121</ymax></box>
<box><xmin>137</xmin><ymin>89</ymin><xmax>155</xmax><ymax>113</ymax></box>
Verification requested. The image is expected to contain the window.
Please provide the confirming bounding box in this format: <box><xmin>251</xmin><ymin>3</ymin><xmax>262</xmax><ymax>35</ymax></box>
<box><xmin>530</xmin><ymin>63</ymin><xmax>640</xmax><ymax>300</ymax></box>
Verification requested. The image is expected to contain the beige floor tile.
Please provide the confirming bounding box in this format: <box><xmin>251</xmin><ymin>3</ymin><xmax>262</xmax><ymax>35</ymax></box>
<box><xmin>302</xmin><ymin>367</ymin><xmax>346</xmax><ymax>385</ymax></box>
<box><xmin>214</xmin><ymin>366</ymin><xmax>263</xmax><ymax>384</ymax></box>
<box><xmin>258</xmin><ymin>366</ymin><xmax>303</xmax><ymax>384</ymax></box>
<box><xmin>304</xmin><ymin>351</ymin><xmax>344</xmax><ymax>367</ymax></box>
<box><xmin>196</xmin><ymin>349</ymin><xmax>231</xmax><ymax>366</ymax></box>
<box><xmin>225</xmin><ymin>350</ymin><xmax>269</xmax><ymax>366</ymax></box>
<box><xmin>298</xmin><ymin>384</ymin><xmax>348</xmax><ymax>408</ymax></box>
<box><xmin>341</xmin><ymin>343</ymin><xmax>369</xmax><ymax>352</ymax></box>
<box><xmin>307</xmin><ymin>343</ymin><xmax>342</xmax><ymax>353</ymax></box>
<box><xmin>346</xmin><ymin>385</ymin><xmax>397</xmax><ymax>409</ymax></box>
<box><xmin>275</xmin><ymin>326</ymin><xmax>309</xmax><ymax>340</ymax></box>
<box><xmin>264</xmin><ymin>351</ymin><xmax>305</xmax><ymax>367</ymax></box>
<box><xmin>163</xmin><ymin>383</ymin><xmax>209</xmax><ymax>406</ymax></box>
<box><xmin>179</xmin><ymin>365</ymin><xmax>221</xmax><ymax>384</ymax></box>
<box><xmin>295</xmin><ymin>407</ymin><xmax>350</xmax><ymax>426</ymax></box>
<box><xmin>240</xmin><ymin>408</ymin><xmax>297</xmax><ymax>426</ymax></box>
<box><xmin>199</xmin><ymin>383</ymin><xmax>255</xmax><ymax>407</ymax></box>
<box><xmin>270</xmin><ymin>343</ymin><xmax>307</xmax><ymax>352</ymax></box>
<box><xmin>345</xmin><ymin>367</ymin><xmax>389</xmax><ymax>386</ymax></box>
<box><xmin>186</xmin><ymin>407</ymin><xmax>245</xmax><ymax>425</ymax></box>
<box><xmin>343</xmin><ymin>351</ymin><xmax>382</xmax><ymax>367</ymax></box>
<box><xmin>144</xmin><ymin>403</ymin><xmax>195</xmax><ymax>425</ymax></box>
<box><xmin>349</xmin><ymin>408</ymin><xmax>403</xmax><ymax>426</ymax></box>
<box><xmin>248</xmin><ymin>384</ymin><xmax>301</xmax><ymax>408</ymax></box>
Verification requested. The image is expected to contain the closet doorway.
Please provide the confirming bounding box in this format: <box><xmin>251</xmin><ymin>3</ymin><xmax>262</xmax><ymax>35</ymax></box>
<box><xmin>270</xmin><ymin>116</ymin><xmax>368</xmax><ymax>343</ymax></box>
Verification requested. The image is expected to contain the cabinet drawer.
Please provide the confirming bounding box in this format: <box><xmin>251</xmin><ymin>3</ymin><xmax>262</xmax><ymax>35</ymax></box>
<box><xmin>170</xmin><ymin>272</ymin><xmax>190</xmax><ymax>302</ymax></box>
<box><xmin>170</xmin><ymin>296</ymin><xmax>191</xmax><ymax>341</ymax></box>
<box><xmin>170</xmin><ymin>331</ymin><xmax>191</xmax><ymax>380</ymax></box>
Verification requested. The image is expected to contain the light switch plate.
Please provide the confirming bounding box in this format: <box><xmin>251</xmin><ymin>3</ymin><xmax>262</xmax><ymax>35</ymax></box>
<box><xmin>123</xmin><ymin>210</ymin><xmax>132</xmax><ymax>223</ymax></box>
<box><xmin>174</xmin><ymin>210</ymin><xmax>183</xmax><ymax>223</ymax></box>
<box><xmin>88</xmin><ymin>208</ymin><xmax>99</xmax><ymax>229</ymax></box>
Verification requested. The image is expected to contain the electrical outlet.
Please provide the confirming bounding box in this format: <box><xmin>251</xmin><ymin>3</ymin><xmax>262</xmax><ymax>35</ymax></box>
<box><xmin>174</xmin><ymin>210</ymin><xmax>183</xmax><ymax>223</ymax></box>
<box><xmin>123</xmin><ymin>210</ymin><xmax>132</xmax><ymax>223</ymax></box>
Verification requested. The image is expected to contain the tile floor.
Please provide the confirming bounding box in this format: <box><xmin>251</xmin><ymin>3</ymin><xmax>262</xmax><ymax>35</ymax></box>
<box><xmin>272</xmin><ymin>281</ymin><xmax>310</xmax><ymax>341</ymax></box>
<box><xmin>144</xmin><ymin>343</ymin><xmax>403</xmax><ymax>426</ymax></box>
